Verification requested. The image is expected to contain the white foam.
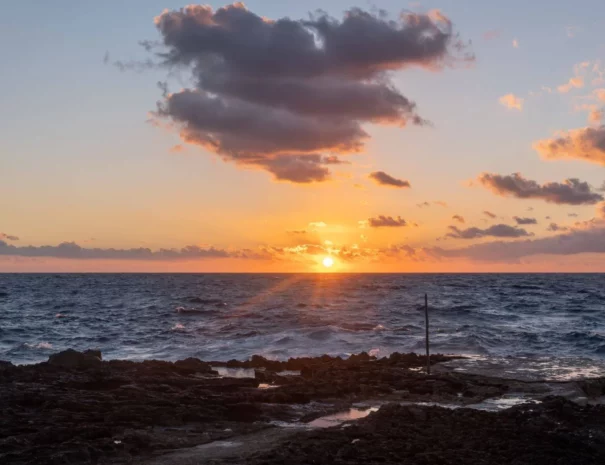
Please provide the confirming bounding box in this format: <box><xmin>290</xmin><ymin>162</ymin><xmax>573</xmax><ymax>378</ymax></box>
<box><xmin>25</xmin><ymin>342</ymin><xmax>53</xmax><ymax>350</ymax></box>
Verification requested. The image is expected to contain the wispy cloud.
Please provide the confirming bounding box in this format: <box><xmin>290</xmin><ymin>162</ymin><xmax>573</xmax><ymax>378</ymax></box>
<box><xmin>547</xmin><ymin>223</ymin><xmax>568</xmax><ymax>232</ymax></box>
<box><xmin>513</xmin><ymin>216</ymin><xmax>537</xmax><ymax>225</ymax></box>
<box><xmin>447</xmin><ymin>224</ymin><xmax>532</xmax><ymax>239</ymax></box>
<box><xmin>499</xmin><ymin>93</ymin><xmax>524</xmax><ymax>110</ymax></box>
<box><xmin>452</xmin><ymin>215</ymin><xmax>465</xmax><ymax>223</ymax></box>
<box><xmin>0</xmin><ymin>233</ymin><xmax>19</xmax><ymax>241</ymax></box>
<box><xmin>477</xmin><ymin>172</ymin><xmax>604</xmax><ymax>205</ymax></box>
<box><xmin>366</xmin><ymin>216</ymin><xmax>409</xmax><ymax>227</ymax></box>
<box><xmin>558</xmin><ymin>76</ymin><xmax>584</xmax><ymax>93</ymax></box>
<box><xmin>534</xmin><ymin>126</ymin><xmax>605</xmax><ymax>166</ymax></box>
<box><xmin>0</xmin><ymin>241</ymin><xmax>232</xmax><ymax>260</ymax></box>
<box><xmin>435</xmin><ymin>223</ymin><xmax>605</xmax><ymax>262</ymax></box>
<box><xmin>368</xmin><ymin>171</ymin><xmax>411</xmax><ymax>188</ymax></box>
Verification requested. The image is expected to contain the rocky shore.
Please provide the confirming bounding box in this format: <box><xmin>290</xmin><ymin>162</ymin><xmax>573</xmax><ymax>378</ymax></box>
<box><xmin>1</xmin><ymin>350</ymin><xmax>604</xmax><ymax>464</ymax></box>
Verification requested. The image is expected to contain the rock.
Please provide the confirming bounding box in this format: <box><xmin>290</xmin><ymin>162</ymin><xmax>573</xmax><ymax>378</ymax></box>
<box><xmin>579</xmin><ymin>377</ymin><xmax>605</xmax><ymax>397</ymax></box>
<box><xmin>48</xmin><ymin>349</ymin><xmax>102</xmax><ymax>369</ymax></box>
<box><xmin>84</xmin><ymin>349</ymin><xmax>102</xmax><ymax>360</ymax></box>
<box><xmin>174</xmin><ymin>357</ymin><xmax>215</xmax><ymax>374</ymax></box>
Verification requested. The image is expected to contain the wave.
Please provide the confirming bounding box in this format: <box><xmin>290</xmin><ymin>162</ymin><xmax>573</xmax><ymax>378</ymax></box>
<box><xmin>175</xmin><ymin>307</ymin><xmax>218</xmax><ymax>315</ymax></box>
<box><xmin>24</xmin><ymin>342</ymin><xmax>53</xmax><ymax>350</ymax></box>
<box><xmin>187</xmin><ymin>297</ymin><xmax>226</xmax><ymax>305</ymax></box>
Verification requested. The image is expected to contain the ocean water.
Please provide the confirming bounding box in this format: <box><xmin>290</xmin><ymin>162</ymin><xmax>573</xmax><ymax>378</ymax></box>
<box><xmin>1</xmin><ymin>273</ymin><xmax>605</xmax><ymax>375</ymax></box>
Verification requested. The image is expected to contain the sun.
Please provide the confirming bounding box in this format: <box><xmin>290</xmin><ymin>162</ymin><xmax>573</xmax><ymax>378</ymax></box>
<box><xmin>322</xmin><ymin>256</ymin><xmax>334</xmax><ymax>268</ymax></box>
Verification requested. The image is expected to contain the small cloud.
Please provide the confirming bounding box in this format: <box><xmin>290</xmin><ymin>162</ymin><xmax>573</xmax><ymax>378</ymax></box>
<box><xmin>308</xmin><ymin>222</ymin><xmax>327</xmax><ymax>230</ymax></box>
<box><xmin>513</xmin><ymin>216</ymin><xmax>537</xmax><ymax>225</ymax></box>
<box><xmin>527</xmin><ymin>206</ymin><xmax>534</xmax><ymax>211</ymax></box>
<box><xmin>483</xmin><ymin>210</ymin><xmax>497</xmax><ymax>219</ymax></box>
<box><xmin>447</xmin><ymin>224</ymin><xmax>532</xmax><ymax>239</ymax></box>
<box><xmin>323</xmin><ymin>155</ymin><xmax>351</xmax><ymax>165</ymax></box>
<box><xmin>512</xmin><ymin>38</ymin><xmax>519</xmax><ymax>48</ymax></box>
<box><xmin>557</xmin><ymin>76</ymin><xmax>584</xmax><ymax>93</ymax></box>
<box><xmin>477</xmin><ymin>172</ymin><xmax>604</xmax><ymax>205</ymax></box>
<box><xmin>367</xmin><ymin>216</ymin><xmax>408</xmax><ymax>228</ymax></box>
<box><xmin>568</xmin><ymin>213</ymin><xmax>579</xmax><ymax>217</ymax></box>
<box><xmin>0</xmin><ymin>233</ymin><xmax>19</xmax><ymax>241</ymax></box>
<box><xmin>547</xmin><ymin>222</ymin><xmax>568</xmax><ymax>232</ymax></box>
<box><xmin>589</xmin><ymin>108</ymin><xmax>603</xmax><ymax>124</ymax></box>
<box><xmin>434</xmin><ymin>201</ymin><xmax>448</xmax><ymax>207</ymax></box>
<box><xmin>368</xmin><ymin>171</ymin><xmax>411</xmax><ymax>189</ymax></box>
<box><xmin>534</xmin><ymin>127</ymin><xmax>605</xmax><ymax>166</ymax></box>
<box><xmin>353</xmin><ymin>183</ymin><xmax>365</xmax><ymax>190</ymax></box>
<box><xmin>286</xmin><ymin>230</ymin><xmax>308</xmax><ymax>235</ymax></box>
<box><xmin>499</xmin><ymin>93</ymin><xmax>524</xmax><ymax>111</ymax></box>
<box><xmin>417</xmin><ymin>202</ymin><xmax>431</xmax><ymax>208</ymax></box>
<box><xmin>452</xmin><ymin>215</ymin><xmax>465</xmax><ymax>223</ymax></box>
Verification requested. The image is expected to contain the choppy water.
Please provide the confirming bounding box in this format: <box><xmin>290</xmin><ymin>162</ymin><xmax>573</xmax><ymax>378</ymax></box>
<box><xmin>1</xmin><ymin>274</ymin><xmax>605</xmax><ymax>374</ymax></box>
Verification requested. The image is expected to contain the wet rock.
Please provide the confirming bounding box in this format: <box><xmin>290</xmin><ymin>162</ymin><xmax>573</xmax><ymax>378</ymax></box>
<box><xmin>579</xmin><ymin>377</ymin><xmax>605</xmax><ymax>397</ymax></box>
<box><xmin>48</xmin><ymin>349</ymin><xmax>102</xmax><ymax>369</ymax></box>
<box><xmin>174</xmin><ymin>357</ymin><xmax>216</xmax><ymax>374</ymax></box>
<box><xmin>0</xmin><ymin>352</ymin><xmax>552</xmax><ymax>465</ymax></box>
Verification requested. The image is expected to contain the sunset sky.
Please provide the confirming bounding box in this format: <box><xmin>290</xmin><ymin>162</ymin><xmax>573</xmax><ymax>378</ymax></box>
<box><xmin>2</xmin><ymin>0</ymin><xmax>605</xmax><ymax>272</ymax></box>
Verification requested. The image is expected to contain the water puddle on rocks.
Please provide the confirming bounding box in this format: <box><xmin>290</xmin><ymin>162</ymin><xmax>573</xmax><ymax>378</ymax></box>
<box><xmin>214</xmin><ymin>367</ymin><xmax>256</xmax><ymax>378</ymax></box>
<box><xmin>213</xmin><ymin>368</ymin><xmax>301</xmax><ymax>379</ymax></box>
<box><xmin>278</xmin><ymin>395</ymin><xmax>542</xmax><ymax>430</ymax></box>
<box><xmin>468</xmin><ymin>395</ymin><xmax>541</xmax><ymax>412</ymax></box>
<box><xmin>258</xmin><ymin>383</ymin><xmax>279</xmax><ymax>390</ymax></box>
<box><xmin>307</xmin><ymin>407</ymin><xmax>380</xmax><ymax>428</ymax></box>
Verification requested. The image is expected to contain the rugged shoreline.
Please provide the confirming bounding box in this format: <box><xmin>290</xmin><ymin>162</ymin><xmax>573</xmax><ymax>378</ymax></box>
<box><xmin>1</xmin><ymin>350</ymin><xmax>605</xmax><ymax>464</ymax></box>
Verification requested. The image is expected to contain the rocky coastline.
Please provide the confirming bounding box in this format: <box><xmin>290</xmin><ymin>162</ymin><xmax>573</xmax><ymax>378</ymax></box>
<box><xmin>1</xmin><ymin>349</ymin><xmax>605</xmax><ymax>464</ymax></box>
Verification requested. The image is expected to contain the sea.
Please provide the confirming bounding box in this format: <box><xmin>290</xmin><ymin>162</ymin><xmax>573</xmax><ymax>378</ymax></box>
<box><xmin>2</xmin><ymin>273</ymin><xmax>605</xmax><ymax>379</ymax></box>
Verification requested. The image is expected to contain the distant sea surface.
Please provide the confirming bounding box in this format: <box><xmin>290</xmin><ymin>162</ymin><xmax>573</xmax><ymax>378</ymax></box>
<box><xmin>2</xmin><ymin>273</ymin><xmax>605</xmax><ymax>377</ymax></box>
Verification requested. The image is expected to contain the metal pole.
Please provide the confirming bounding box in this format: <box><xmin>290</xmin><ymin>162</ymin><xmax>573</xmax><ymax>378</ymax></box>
<box><xmin>425</xmin><ymin>293</ymin><xmax>430</xmax><ymax>375</ymax></box>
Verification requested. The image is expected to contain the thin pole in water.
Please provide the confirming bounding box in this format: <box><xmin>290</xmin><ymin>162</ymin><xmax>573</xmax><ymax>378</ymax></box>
<box><xmin>425</xmin><ymin>293</ymin><xmax>430</xmax><ymax>375</ymax></box>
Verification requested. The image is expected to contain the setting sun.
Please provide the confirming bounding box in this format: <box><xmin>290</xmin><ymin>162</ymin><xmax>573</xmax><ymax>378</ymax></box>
<box><xmin>322</xmin><ymin>256</ymin><xmax>334</xmax><ymax>268</ymax></box>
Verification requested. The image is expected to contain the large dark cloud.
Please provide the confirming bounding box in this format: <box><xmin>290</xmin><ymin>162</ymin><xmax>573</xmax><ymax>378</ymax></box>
<box><xmin>447</xmin><ymin>224</ymin><xmax>532</xmax><ymax>239</ymax></box>
<box><xmin>513</xmin><ymin>216</ymin><xmax>537</xmax><ymax>225</ymax></box>
<box><xmin>368</xmin><ymin>171</ymin><xmax>411</xmax><ymax>188</ymax></box>
<box><xmin>435</xmin><ymin>225</ymin><xmax>605</xmax><ymax>261</ymax></box>
<box><xmin>534</xmin><ymin>126</ymin><xmax>605</xmax><ymax>166</ymax></box>
<box><xmin>367</xmin><ymin>216</ymin><xmax>408</xmax><ymax>227</ymax></box>
<box><xmin>0</xmin><ymin>241</ymin><xmax>231</xmax><ymax>260</ymax></box>
<box><xmin>477</xmin><ymin>173</ymin><xmax>604</xmax><ymax>205</ymax></box>
<box><xmin>150</xmin><ymin>3</ymin><xmax>471</xmax><ymax>182</ymax></box>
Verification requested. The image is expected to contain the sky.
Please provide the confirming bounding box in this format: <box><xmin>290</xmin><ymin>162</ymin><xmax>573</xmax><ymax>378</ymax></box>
<box><xmin>1</xmin><ymin>0</ymin><xmax>605</xmax><ymax>272</ymax></box>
